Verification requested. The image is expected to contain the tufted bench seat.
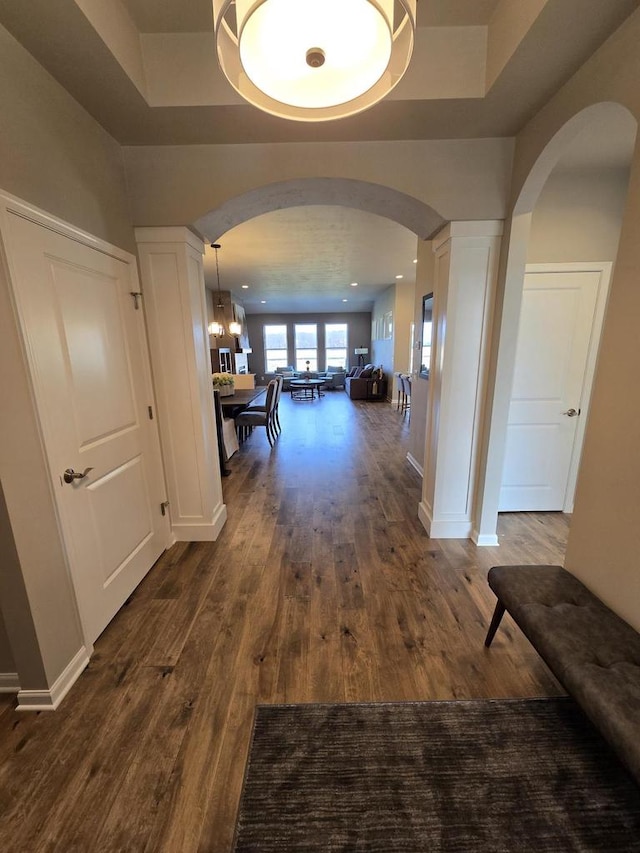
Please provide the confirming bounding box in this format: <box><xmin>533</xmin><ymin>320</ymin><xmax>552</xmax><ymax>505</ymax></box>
<box><xmin>485</xmin><ymin>564</ymin><xmax>640</xmax><ymax>785</ymax></box>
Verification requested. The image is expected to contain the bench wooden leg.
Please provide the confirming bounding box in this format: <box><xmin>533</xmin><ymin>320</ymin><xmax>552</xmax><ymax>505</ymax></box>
<box><xmin>484</xmin><ymin>600</ymin><xmax>506</xmax><ymax>647</ymax></box>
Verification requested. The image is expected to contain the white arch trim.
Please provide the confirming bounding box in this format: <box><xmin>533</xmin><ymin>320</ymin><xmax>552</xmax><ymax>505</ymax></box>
<box><xmin>193</xmin><ymin>177</ymin><xmax>445</xmax><ymax>241</ymax></box>
<box><xmin>515</xmin><ymin>101</ymin><xmax>638</xmax><ymax>215</ymax></box>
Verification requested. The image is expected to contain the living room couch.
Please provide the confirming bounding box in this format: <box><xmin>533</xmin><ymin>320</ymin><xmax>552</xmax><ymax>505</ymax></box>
<box><xmin>345</xmin><ymin>365</ymin><xmax>387</xmax><ymax>400</ymax></box>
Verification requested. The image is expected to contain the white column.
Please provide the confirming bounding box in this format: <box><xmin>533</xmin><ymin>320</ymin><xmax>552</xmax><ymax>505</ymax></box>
<box><xmin>135</xmin><ymin>228</ymin><xmax>226</xmax><ymax>541</ymax></box>
<box><xmin>419</xmin><ymin>221</ymin><xmax>503</xmax><ymax>540</ymax></box>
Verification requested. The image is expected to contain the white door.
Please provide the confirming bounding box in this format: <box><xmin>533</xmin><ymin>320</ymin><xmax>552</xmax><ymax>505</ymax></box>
<box><xmin>500</xmin><ymin>266</ymin><xmax>609</xmax><ymax>512</ymax></box>
<box><xmin>6</xmin><ymin>212</ymin><xmax>170</xmax><ymax>643</ymax></box>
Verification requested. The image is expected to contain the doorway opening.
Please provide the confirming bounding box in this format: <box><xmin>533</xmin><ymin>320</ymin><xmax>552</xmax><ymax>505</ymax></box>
<box><xmin>482</xmin><ymin>102</ymin><xmax>637</xmax><ymax>543</ymax></box>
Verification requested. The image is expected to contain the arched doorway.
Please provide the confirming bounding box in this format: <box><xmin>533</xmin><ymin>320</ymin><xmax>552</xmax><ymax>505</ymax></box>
<box><xmin>135</xmin><ymin>178</ymin><xmax>447</xmax><ymax>543</ymax></box>
<box><xmin>193</xmin><ymin>177</ymin><xmax>445</xmax><ymax>242</ymax></box>
<box><xmin>475</xmin><ymin>102</ymin><xmax>638</xmax><ymax>545</ymax></box>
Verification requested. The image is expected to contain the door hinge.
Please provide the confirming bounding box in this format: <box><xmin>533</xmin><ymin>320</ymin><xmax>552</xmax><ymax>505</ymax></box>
<box><xmin>160</xmin><ymin>500</ymin><xmax>170</xmax><ymax>517</ymax></box>
<box><xmin>130</xmin><ymin>291</ymin><xmax>143</xmax><ymax>310</ymax></box>
<box><xmin>148</xmin><ymin>405</ymin><xmax>154</xmax><ymax>420</ymax></box>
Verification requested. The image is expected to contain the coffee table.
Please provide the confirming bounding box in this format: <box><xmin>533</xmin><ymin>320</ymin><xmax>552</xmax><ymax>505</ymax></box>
<box><xmin>290</xmin><ymin>379</ymin><xmax>325</xmax><ymax>400</ymax></box>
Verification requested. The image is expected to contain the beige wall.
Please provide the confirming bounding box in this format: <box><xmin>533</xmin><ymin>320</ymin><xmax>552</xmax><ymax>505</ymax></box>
<box><xmin>0</xmin><ymin>24</ymin><xmax>134</xmax><ymax>252</ymax></box>
<box><xmin>528</xmin><ymin>167</ymin><xmax>631</xmax><ymax>263</ymax></box>
<box><xmin>407</xmin><ymin>240</ymin><xmax>436</xmax><ymax>471</ymax></box>
<box><xmin>510</xmin><ymin>10</ymin><xmax>640</xmax><ymax>209</ymax></box>
<box><xmin>564</xmin><ymin>139</ymin><xmax>640</xmax><ymax>629</ymax></box>
<box><xmin>122</xmin><ymin>138</ymin><xmax>514</xmax><ymax>230</ymax></box>
<box><xmin>371</xmin><ymin>287</ymin><xmax>394</xmax><ymax>378</ymax></box>
<box><xmin>479</xmin><ymin>8</ymin><xmax>640</xmax><ymax>629</ymax></box>
<box><xmin>393</xmin><ymin>280</ymin><xmax>417</xmax><ymax>377</ymax></box>
<box><xmin>0</xmin><ymin>608</ymin><xmax>15</xmax><ymax>674</ymax></box>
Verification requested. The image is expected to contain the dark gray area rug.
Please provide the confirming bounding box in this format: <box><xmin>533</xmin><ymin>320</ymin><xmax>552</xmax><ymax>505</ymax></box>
<box><xmin>232</xmin><ymin>698</ymin><xmax>640</xmax><ymax>852</ymax></box>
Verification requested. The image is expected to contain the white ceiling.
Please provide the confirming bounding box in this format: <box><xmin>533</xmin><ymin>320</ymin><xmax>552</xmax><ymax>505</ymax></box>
<box><xmin>203</xmin><ymin>206</ymin><xmax>419</xmax><ymax>313</ymax></box>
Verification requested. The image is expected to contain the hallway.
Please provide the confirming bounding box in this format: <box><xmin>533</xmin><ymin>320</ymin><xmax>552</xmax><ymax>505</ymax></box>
<box><xmin>0</xmin><ymin>391</ymin><xmax>569</xmax><ymax>852</ymax></box>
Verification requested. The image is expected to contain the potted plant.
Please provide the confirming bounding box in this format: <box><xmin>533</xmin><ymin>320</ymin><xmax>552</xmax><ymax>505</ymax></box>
<box><xmin>212</xmin><ymin>372</ymin><xmax>235</xmax><ymax>397</ymax></box>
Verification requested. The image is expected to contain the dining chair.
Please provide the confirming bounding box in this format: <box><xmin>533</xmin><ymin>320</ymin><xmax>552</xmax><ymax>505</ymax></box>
<box><xmin>243</xmin><ymin>374</ymin><xmax>283</xmax><ymax>435</ymax></box>
<box><xmin>395</xmin><ymin>372</ymin><xmax>405</xmax><ymax>411</ymax></box>
<box><xmin>235</xmin><ymin>379</ymin><xmax>279</xmax><ymax>447</ymax></box>
<box><xmin>401</xmin><ymin>374</ymin><xmax>412</xmax><ymax>418</ymax></box>
<box><xmin>213</xmin><ymin>388</ymin><xmax>239</xmax><ymax>472</ymax></box>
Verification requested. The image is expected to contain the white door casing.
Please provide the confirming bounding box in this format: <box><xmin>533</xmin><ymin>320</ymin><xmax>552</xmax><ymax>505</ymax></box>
<box><xmin>4</xmin><ymin>211</ymin><xmax>171</xmax><ymax>645</ymax></box>
<box><xmin>500</xmin><ymin>263</ymin><xmax>611</xmax><ymax>512</ymax></box>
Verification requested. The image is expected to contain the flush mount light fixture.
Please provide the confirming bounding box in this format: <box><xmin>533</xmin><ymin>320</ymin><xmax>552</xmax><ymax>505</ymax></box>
<box><xmin>213</xmin><ymin>0</ymin><xmax>416</xmax><ymax>122</ymax></box>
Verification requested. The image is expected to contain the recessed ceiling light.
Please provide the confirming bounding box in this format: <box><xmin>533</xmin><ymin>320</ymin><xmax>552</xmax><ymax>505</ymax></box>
<box><xmin>242</xmin><ymin>284</ymin><xmax>249</xmax><ymax>289</ymax></box>
<box><xmin>395</xmin><ymin>274</ymin><xmax>403</xmax><ymax>279</ymax></box>
<box><xmin>342</xmin><ymin>299</ymin><xmax>348</xmax><ymax>302</ymax></box>
<box><xmin>260</xmin><ymin>300</ymin><xmax>266</xmax><ymax>304</ymax></box>
<box><xmin>413</xmin><ymin>259</ymin><xmax>418</xmax><ymax>264</ymax></box>
<box><xmin>350</xmin><ymin>282</ymin><xmax>358</xmax><ymax>287</ymax></box>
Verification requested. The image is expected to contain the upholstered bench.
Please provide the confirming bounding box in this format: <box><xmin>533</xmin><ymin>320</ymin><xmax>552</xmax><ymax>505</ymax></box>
<box><xmin>485</xmin><ymin>564</ymin><xmax>640</xmax><ymax>785</ymax></box>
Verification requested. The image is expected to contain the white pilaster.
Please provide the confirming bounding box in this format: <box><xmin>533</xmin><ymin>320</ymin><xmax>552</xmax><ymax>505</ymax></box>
<box><xmin>135</xmin><ymin>228</ymin><xmax>226</xmax><ymax>541</ymax></box>
<box><xmin>419</xmin><ymin>221</ymin><xmax>503</xmax><ymax>540</ymax></box>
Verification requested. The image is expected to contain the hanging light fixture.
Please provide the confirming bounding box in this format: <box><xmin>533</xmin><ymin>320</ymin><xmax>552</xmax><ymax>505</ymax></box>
<box><xmin>213</xmin><ymin>0</ymin><xmax>416</xmax><ymax>122</ymax></box>
<box><xmin>208</xmin><ymin>243</ymin><xmax>243</xmax><ymax>338</ymax></box>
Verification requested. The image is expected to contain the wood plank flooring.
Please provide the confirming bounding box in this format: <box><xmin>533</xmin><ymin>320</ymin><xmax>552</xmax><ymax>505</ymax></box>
<box><xmin>0</xmin><ymin>391</ymin><xmax>569</xmax><ymax>852</ymax></box>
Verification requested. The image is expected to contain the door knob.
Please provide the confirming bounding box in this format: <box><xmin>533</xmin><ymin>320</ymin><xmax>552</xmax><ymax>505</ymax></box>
<box><xmin>62</xmin><ymin>467</ymin><xmax>93</xmax><ymax>484</ymax></box>
<box><xmin>561</xmin><ymin>408</ymin><xmax>579</xmax><ymax>417</ymax></box>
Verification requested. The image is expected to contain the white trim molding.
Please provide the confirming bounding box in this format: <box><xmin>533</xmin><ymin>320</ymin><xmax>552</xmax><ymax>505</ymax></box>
<box><xmin>170</xmin><ymin>502</ymin><xmax>228</xmax><ymax>543</ymax></box>
<box><xmin>406</xmin><ymin>453</ymin><xmax>424</xmax><ymax>478</ymax></box>
<box><xmin>136</xmin><ymin>227</ymin><xmax>227</xmax><ymax>543</ymax></box>
<box><xmin>471</xmin><ymin>530</ymin><xmax>499</xmax><ymax>547</ymax></box>
<box><xmin>0</xmin><ymin>672</ymin><xmax>20</xmax><ymax>693</ymax></box>
<box><xmin>420</xmin><ymin>220</ymin><xmax>503</xmax><ymax>540</ymax></box>
<box><xmin>16</xmin><ymin>646</ymin><xmax>91</xmax><ymax>711</ymax></box>
<box><xmin>419</xmin><ymin>500</ymin><xmax>474</xmax><ymax>539</ymax></box>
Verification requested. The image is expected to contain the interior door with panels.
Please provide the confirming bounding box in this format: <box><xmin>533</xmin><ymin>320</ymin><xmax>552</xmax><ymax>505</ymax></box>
<box><xmin>500</xmin><ymin>267</ymin><xmax>607</xmax><ymax>512</ymax></box>
<box><xmin>5</xmin><ymin>212</ymin><xmax>170</xmax><ymax>644</ymax></box>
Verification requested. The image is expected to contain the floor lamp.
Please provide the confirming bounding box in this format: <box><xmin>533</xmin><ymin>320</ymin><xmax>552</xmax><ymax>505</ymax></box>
<box><xmin>354</xmin><ymin>347</ymin><xmax>369</xmax><ymax>368</ymax></box>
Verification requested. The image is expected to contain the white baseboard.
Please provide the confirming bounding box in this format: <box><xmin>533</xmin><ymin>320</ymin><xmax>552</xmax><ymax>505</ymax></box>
<box><xmin>171</xmin><ymin>502</ymin><xmax>228</xmax><ymax>542</ymax></box>
<box><xmin>471</xmin><ymin>529</ymin><xmax>500</xmax><ymax>547</ymax></box>
<box><xmin>418</xmin><ymin>501</ymin><xmax>473</xmax><ymax>539</ymax></box>
<box><xmin>17</xmin><ymin>645</ymin><xmax>91</xmax><ymax>711</ymax></box>
<box><xmin>406</xmin><ymin>453</ymin><xmax>423</xmax><ymax>478</ymax></box>
<box><xmin>0</xmin><ymin>672</ymin><xmax>20</xmax><ymax>693</ymax></box>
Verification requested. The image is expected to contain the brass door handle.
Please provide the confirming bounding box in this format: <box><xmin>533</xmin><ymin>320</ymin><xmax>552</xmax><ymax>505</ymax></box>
<box><xmin>62</xmin><ymin>467</ymin><xmax>93</xmax><ymax>484</ymax></box>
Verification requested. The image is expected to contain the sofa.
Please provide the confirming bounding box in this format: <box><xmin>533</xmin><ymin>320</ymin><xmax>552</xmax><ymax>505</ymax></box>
<box><xmin>345</xmin><ymin>364</ymin><xmax>387</xmax><ymax>400</ymax></box>
<box><xmin>485</xmin><ymin>564</ymin><xmax>640</xmax><ymax>785</ymax></box>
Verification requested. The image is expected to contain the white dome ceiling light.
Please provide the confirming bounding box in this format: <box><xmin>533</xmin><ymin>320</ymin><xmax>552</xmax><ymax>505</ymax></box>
<box><xmin>213</xmin><ymin>0</ymin><xmax>416</xmax><ymax>121</ymax></box>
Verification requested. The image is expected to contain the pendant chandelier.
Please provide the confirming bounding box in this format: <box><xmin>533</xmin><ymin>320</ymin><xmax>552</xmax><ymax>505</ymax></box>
<box><xmin>213</xmin><ymin>0</ymin><xmax>416</xmax><ymax>122</ymax></box>
<box><xmin>208</xmin><ymin>243</ymin><xmax>242</xmax><ymax>338</ymax></box>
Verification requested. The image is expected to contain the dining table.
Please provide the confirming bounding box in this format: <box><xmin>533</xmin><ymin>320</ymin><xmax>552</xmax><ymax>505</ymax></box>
<box><xmin>215</xmin><ymin>386</ymin><xmax>267</xmax><ymax>476</ymax></box>
<box><xmin>219</xmin><ymin>386</ymin><xmax>266</xmax><ymax>417</ymax></box>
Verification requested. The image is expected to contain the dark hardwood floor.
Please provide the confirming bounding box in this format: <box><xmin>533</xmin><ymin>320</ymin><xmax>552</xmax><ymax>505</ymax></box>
<box><xmin>0</xmin><ymin>390</ymin><xmax>569</xmax><ymax>852</ymax></box>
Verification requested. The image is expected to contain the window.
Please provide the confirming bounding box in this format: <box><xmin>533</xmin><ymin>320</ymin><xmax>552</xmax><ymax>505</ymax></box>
<box><xmin>325</xmin><ymin>323</ymin><xmax>348</xmax><ymax>369</ymax></box>
<box><xmin>294</xmin><ymin>323</ymin><xmax>317</xmax><ymax>371</ymax></box>
<box><xmin>264</xmin><ymin>324</ymin><xmax>288</xmax><ymax>372</ymax></box>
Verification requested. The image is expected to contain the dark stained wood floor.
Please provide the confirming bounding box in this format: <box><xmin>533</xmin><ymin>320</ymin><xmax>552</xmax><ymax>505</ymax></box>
<box><xmin>0</xmin><ymin>391</ymin><xmax>569</xmax><ymax>852</ymax></box>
